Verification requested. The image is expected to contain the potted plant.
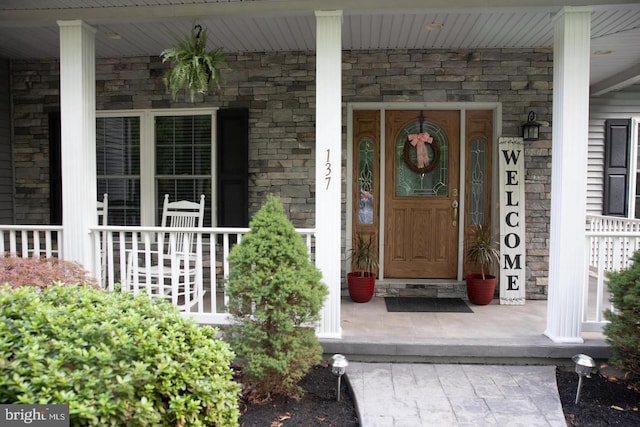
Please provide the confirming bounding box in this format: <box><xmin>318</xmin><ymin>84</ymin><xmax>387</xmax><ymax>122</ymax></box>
<box><xmin>160</xmin><ymin>24</ymin><xmax>226</xmax><ymax>102</ymax></box>
<box><xmin>465</xmin><ymin>224</ymin><xmax>500</xmax><ymax>305</ymax></box>
<box><xmin>347</xmin><ymin>233</ymin><xmax>379</xmax><ymax>303</ymax></box>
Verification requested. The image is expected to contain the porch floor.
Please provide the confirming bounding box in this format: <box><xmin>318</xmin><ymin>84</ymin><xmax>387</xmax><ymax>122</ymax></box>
<box><xmin>320</xmin><ymin>297</ymin><xmax>611</xmax><ymax>365</ymax></box>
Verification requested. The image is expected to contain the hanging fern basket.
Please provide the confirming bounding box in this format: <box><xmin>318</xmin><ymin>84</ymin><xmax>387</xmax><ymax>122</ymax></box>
<box><xmin>160</xmin><ymin>24</ymin><xmax>226</xmax><ymax>102</ymax></box>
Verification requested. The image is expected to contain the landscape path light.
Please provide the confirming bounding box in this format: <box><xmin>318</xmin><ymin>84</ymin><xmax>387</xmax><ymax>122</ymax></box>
<box><xmin>330</xmin><ymin>354</ymin><xmax>348</xmax><ymax>402</ymax></box>
<box><xmin>572</xmin><ymin>353</ymin><xmax>596</xmax><ymax>404</ymax></box>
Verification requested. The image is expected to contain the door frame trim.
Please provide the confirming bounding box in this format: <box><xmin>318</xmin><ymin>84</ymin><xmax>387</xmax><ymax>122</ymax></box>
<box><xmin>346</xmin><ymin>102</ymin><xmax>503</xmax><ymax>281</ymax></box>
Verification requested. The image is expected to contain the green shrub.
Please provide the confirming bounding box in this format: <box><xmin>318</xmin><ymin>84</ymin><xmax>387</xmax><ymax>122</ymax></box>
<box><xmin>0</xmin><ymin>285</ymin><xmax>240</xmax><ymax>426</ymax></box>
<box><xmin>0</xmin><ymin>255</ymin><xmax>97</xmax><ymax>289</ymax></box>
<box><xmin>225</xmin><ymin>195</ymin><xmax>328</xmax><ymax>399</ymax></box>
<box><xmin>603</xmin><ymin>250</ymin><xmax>640</xmax><ymax>378</ymax></box>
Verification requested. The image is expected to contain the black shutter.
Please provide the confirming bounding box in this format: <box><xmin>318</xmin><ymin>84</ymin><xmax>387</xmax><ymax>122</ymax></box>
<box><xmin>603</xmin><ymin>119</ymin><xmax>632</xmax><ymax>216</ymax></box>
<box><xmin>49</xmin><ymin>111</ymin><xmax>62</xmax><ymax>225</ymax></box>
<box><xmin>217</xmin><ymin>108</ymin><xmax>249</xmax><ymax>227</ymax></box>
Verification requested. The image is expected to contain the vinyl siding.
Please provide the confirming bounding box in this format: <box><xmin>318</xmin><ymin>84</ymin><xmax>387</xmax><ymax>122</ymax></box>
<box><xmin>0</xmin><ymin>59</ymin><xmax>13</xmax><ymax>224</ymax></box>
<box><xmin>587</xmin><ymin>84</ymin><xmax>640</xmax><ymax>215</ymax></box>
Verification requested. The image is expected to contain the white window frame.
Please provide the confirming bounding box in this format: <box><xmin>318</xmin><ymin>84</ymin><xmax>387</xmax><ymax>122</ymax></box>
<box><xmin>96</xmin><ymin>108</ymin><xmax>218</xmax><ymax>226</ymax></box>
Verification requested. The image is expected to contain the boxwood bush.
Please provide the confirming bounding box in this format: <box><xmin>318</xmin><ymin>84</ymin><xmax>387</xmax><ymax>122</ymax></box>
<box><xmin>0</xmin><ymin>285</ymin><xmax>240</xmax><ymax>426</ymax></box>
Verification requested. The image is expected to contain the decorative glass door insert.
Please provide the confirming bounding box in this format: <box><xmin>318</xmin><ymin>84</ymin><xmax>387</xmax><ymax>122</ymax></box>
<box><xmin>468</xmin><ymin>138</ymin><xmax>487</xmax><ymax>226</ymax></box>
<box><xmin>395</xmin><ymin>117</ymin><xmax>449</xmax><ymax>197</ymax></box>
<box><xmin>358</xmin><ymin>138</ymin><xmax>375</xmax><ymax>225</ymax></box>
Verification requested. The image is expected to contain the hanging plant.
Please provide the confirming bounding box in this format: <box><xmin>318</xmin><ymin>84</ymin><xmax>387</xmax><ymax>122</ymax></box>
<box><xmin>160</xmin><ymin>24</ymin><xmax>226</xmax><ymax>102</ymax></box>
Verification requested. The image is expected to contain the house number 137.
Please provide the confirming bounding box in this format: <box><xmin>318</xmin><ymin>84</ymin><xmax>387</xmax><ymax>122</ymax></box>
<box><xmin>325</xmin><ymin>149</ymin><xmax>332</xmax><ymax>190</ymax></box>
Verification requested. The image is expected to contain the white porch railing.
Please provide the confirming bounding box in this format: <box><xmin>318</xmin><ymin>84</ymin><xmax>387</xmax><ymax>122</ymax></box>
<box><xmin>90</xmin><ymin>226</ymin><xmax>316</xmax><ymax>325</ymax></box>
<box><xmin>7</xmin><ymin>218</ymin><xmax>636</xmax><ymax>334</ymax></box>
<box><xmin>584</xmin><ymin>214</ymin><xmax>640</xmax><ymax>331</ymax></box>
<box><xmin>0</xmin><ymin>225</ymin><xmax>63</xmax><ymax>258</ymax></box>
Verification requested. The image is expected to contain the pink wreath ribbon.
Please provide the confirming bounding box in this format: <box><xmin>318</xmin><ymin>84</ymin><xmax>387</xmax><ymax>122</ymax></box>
<box><xmin>408</xmin><ymin>132</ymin><xmax>433</xmax><ymax>168</ymax></box>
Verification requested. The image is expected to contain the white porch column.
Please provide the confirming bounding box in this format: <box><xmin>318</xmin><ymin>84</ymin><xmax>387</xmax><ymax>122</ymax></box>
<box><xmin>58</xmin><ymin>20</ymin><xmax>97</xmax><ymax>273</ymax></box>
<box><xmin>315</xmin><ymin>10</ymin><xmax>342</xmax><ymax>338</ymax></box>
<box><xmin>545</xmin><ymin>7</ymin><xmax>591</xmax><ymax>343</ymax></box>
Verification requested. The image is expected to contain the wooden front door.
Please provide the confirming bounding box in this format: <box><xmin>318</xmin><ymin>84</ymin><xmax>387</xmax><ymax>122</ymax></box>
<box><xmin>384</xmin><ymin>110</ymin><xmax>460</xmax><ymax>278</ymax></box>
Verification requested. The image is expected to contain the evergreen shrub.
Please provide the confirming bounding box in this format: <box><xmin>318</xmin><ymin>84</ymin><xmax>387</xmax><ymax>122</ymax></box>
<box><xmin>225</xmin><ymin>195</ymin><xmax>328</xmax><ymax>399</ymax></box>
<box><xmin>0</xmin><ymin>285</ymin><xmax>240</xmax><ymax>426</ymax></box>
<box><xmin>603</xmin><ymin>250</ymin><xmax>640</xmax><ymax>377</ymax></box>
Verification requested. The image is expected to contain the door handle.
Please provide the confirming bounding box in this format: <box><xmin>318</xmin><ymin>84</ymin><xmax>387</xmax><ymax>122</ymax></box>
<box><xmin>451</xmin><ymin>200</ymin><xmax>459</xmax><ymax>227</ymax></box>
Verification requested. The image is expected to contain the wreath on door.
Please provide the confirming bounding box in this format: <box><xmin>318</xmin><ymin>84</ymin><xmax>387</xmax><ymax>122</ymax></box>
<box><xmin>403</xmin><ymin>132</ymin><xmax>440</xmax><ymax>174</ymax></box>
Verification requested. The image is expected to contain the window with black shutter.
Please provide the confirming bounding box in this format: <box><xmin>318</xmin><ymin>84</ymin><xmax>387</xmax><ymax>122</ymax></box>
<box><xmin>603</xmin><ymin>119</ymin><xmax>632</xmax><ymax>217</ymax></box>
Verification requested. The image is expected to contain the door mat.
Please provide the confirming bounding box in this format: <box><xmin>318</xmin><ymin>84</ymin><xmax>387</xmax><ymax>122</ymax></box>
<box><xmin>384</xmin><ymin>297</ymin><xmax>473</xmax><ymax>313</ymax></box>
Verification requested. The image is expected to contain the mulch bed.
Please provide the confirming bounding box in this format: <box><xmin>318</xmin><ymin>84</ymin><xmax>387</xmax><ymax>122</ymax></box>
<box><xmin>556</xmin><ymin>365</ymin><xmax>640</xmax><ymax>426</ymax></box>
<box><xmin>237</xmin><ymin>363</ymin><xmax>359</xmax><ymax>427</ymax></box>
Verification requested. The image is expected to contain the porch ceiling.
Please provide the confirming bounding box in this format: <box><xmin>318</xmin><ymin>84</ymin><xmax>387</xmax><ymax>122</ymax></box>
<box><xmin>0</xmin><ymin>0</ymin><xmax>639</xmax><ymax>95</ymax></box>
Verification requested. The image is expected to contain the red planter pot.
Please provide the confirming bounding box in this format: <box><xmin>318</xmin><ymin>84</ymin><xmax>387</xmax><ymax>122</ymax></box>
<box><xmin>347</xmin><ymin>271</ymin><xmax>375</xmax><ymax>303</ymax></box>
<box><xmin>465</xmin><ymin>274</ymin><xmax>497</xmax><ymax>305</ymax></box>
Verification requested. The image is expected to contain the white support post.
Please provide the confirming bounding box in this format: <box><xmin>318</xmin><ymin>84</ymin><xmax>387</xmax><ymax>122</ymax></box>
<box><xmin>58</xmin><ymin>20</ymin><xmax>97</xmax><ymax>274</ymax></box>
<box><xmin>315</xmin><ymin>10</ymin><xmax>343</xmax><ymax>339</ymax></box>
<box><xmin>545</xmin><ymin>7</ymin><xmax>591</xmax><ymax>343</ymax></box>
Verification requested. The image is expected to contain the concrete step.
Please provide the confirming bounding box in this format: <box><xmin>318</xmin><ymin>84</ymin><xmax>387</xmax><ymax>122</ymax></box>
<box><xmin>320</xmin><ymin>337</ymin><xmax>611</xmax><ymax>366</ymax></box>
<box><xmin>326</xmin><ymin>296</ymin><xmax>610</xmax><ymax>365</ymax></box>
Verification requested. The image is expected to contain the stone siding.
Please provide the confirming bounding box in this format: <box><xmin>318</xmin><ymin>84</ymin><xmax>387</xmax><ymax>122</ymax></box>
<box><xmin>10</xmin><ymin>48</ymin><xmax>552</xmax><ymax>298</ymax></box>
<box><xmin>11</xmin><ymin>59</ymin><xmax>59</xmax><ymax>224</ymax></box>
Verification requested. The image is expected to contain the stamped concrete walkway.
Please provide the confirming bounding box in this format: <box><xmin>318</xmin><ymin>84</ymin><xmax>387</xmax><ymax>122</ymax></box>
<box><xmin>323</xmin><ymin>296</ymin><xmax>608</xmax><ymax>426</ymax></box>
<box><xmin>347</xmin><ymin>363</ymin><xmax>567</xmax><ymax>427</ymax></box>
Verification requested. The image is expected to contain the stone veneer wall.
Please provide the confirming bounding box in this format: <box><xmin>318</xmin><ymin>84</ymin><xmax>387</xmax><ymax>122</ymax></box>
<box><xmin>11</xmin><ymin>60</ymin><xmax>59</xmax><ymax>224</ymax></box>
<box><xmin>10</xmin><ymin>48</ymin><xmax>552</xmax><ymax>298</ymax></box>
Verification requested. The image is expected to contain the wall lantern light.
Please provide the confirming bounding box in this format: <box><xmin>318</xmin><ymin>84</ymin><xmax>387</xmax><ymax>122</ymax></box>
<box><xmin>572</xmin><ymin>353</ymin><xmax>596</xmax><ymax>404</ymax></box>
<box><xmin>522</xmin><ymin>111</ymin><xmax>541</xmax><ymax>141</ymax></box>
<box><xmin>330</xmin><ymin>354</ymin><xmax>348</xmax><ymax>401</ymax></box>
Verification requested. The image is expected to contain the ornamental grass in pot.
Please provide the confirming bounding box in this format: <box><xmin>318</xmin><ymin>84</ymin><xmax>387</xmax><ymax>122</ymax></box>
<box><xmin>347</xmin><ymin>233</ymin><xmax>378</xmax><ymax>303</ymax></box>
<box><xmin>465</xmin><ymin>224</ymin><xmax>500</xmax><ymax>305</ymax></box>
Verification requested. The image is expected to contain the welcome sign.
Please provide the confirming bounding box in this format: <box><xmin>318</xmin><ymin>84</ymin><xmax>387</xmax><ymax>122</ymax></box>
<box><xmin>499</xmin><ymin>137</ymin><xmax>526</xmax><ymax>304</ymax></box>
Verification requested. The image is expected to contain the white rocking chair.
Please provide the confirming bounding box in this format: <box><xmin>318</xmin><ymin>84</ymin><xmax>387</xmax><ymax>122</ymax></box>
<box><xmin>127</xmin><ymin>194</ymin><xmax>205</xmax><ymax>311</ymax></box>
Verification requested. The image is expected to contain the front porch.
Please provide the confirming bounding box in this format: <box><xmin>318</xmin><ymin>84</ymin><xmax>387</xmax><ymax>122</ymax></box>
<box><xmin>324</xmin><ymin>297</ymin><xmax>610</xmax><ymax>364</ymax></box>
<box><xmin>1</xmin><ymin>212</ymin><xmax>634</xmax><ymax>348</ymax></box>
